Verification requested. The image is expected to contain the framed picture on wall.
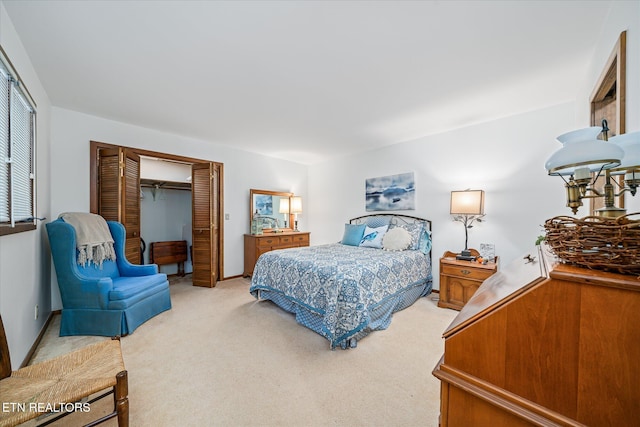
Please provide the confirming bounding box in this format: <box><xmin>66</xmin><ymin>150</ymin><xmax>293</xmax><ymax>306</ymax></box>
<box><xmin>365</xmin><ymin>172</ymin><xmax>415</xmax><ymax>211</ymax></box>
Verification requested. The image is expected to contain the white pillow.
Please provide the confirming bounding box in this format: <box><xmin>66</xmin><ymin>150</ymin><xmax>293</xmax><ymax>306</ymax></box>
<box><xmin>359</xmin><ymin>225</ymin><xmax>388</xmax><ymax>248</ymax></box>
<box><xmin>382</xmin><ymin>227</ymin><xmax>412</xmax><ymax>251</ymax></box>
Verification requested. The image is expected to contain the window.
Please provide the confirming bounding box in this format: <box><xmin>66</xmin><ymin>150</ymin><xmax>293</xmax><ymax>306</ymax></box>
<box><xmin>0</xmin><ymin>50</ymin><xmax>37</xmax><ymax>235</ymax></box>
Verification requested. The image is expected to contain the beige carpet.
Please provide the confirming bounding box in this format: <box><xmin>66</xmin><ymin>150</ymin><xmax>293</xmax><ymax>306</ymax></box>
<box><xmin>29</xmin><ymin>276</ymin><xmax>458</xmax><ymax>427</ymax></box>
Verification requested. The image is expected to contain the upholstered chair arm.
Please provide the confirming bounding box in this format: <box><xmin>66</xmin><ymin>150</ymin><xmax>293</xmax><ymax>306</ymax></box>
<box><xmin>118</xmin><ymin>259</ymin><xmax>159</xmax><ymax>277</ymax></box>
<box><xmin>58</xmin><ymin>273</ymin><xmax>113</xmax><ymax>309</ymax></box>
<box><xmin>107</xmin><ymin>221</ymin><xmax>159</xmax><ymax>277</ymax></box>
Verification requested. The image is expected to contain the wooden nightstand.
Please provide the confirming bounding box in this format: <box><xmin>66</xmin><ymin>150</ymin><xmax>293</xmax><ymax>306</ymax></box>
<box><xmin>438</xmin><ymin>249</ymin><xmax>498</xmax><ymax>310</ymax></box>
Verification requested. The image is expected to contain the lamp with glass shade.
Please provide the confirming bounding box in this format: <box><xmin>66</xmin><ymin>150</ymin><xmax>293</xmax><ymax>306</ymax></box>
<box><xmin>545</xmin><ymin>121</ymin><xmax>639</xmax><ymax>217</ymax></box>
<box><xmin>609</xmin><ymin>131</ymin><xmax>640</xmax><ymax>197</ymax></box>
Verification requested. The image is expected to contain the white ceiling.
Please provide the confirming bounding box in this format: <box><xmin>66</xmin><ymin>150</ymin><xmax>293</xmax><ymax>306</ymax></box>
<box><xmin>3</xmin><ymin>0</ymin><xmax>613</xmax><ymax>164</ymax></box>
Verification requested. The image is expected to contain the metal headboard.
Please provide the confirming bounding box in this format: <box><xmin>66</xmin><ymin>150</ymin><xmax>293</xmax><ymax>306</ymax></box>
<box><xmin>349</xmin><ymin>213</ymin><xmax>433</xmax><ymax>266</ymax></box>
<box><xmin>349</xmin><ymin>213</ymin><xmax>432</xmax><ymax>233</ymax></box>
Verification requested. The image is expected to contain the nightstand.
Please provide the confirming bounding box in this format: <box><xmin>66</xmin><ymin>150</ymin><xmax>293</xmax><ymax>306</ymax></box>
<box><xmin>438</xmin><ymin>249</ymin><xmax>498</xmax><ymax>310</ymax></box>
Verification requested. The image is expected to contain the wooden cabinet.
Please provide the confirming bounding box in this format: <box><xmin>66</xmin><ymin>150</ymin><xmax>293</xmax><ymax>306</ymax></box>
<box><xmin>433</xmin><ymin>244</ymin><xmax>640</xmax><ymax>426</ymax></box>
<box><xmin>149</xmin><ymin>240</ymin><xmax>188</xmax><ymax>276</ymax></box>
<box><xmin>439</xmin><ymin>250</ymin><xmax>497</xmax><ymax>310</ymax></box>
<box><xmin>243</xmin><ymin>232</ymin><xmax>310</xmax><ymax>277</ymax></box>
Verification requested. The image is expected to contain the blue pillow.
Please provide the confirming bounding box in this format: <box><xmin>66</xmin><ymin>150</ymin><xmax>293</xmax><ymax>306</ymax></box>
<box><xmin>360</xmin><ymin>225</ymin><xmax>389</xmax><ymax>249</ymax></box>
<box><xmin>341</xmin><ymin>223</ymin><xmax>366</xmax><ymax>246</ymax></box>
<box><xmin>418</xmin><ymin>229</ymin><xmax>432</xmax><ymax>254</ymax></box>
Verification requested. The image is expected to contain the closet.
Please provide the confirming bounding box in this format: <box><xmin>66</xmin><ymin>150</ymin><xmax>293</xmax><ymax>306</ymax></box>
<box><xmin>90</xmin><ymin>141</ymin><xmax>223</xmax><ymax>287</ymax></box>
<box><xmin>139</xmin><ymin>155</ymin><xmax>193</xmax><ymax>274</ymax></box>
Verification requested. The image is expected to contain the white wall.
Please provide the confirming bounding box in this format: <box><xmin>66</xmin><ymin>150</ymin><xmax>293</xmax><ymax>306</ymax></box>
<box><xmin>50</xmin><ymin>107</ymin><xmax>308</xmax><ymax>308</ymax></box>
<box><xmin>140</xmin><ymin>157</ymin><xmax>192</xmax><ymax>183</ymax></box>
<box><xmin>0</xmin><ymin>2</ymin><xmax>52</xmax><ymax>369</ymax></box>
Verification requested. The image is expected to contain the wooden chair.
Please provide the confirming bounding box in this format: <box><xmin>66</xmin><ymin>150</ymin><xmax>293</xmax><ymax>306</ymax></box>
<box><xmin>0</xmin><ymin>316</ymin><xmax>129</xmax><ymax>426</ymax></box>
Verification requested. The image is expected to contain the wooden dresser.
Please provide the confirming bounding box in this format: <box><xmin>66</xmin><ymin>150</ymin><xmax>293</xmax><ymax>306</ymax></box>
<box><xmin>433</xmin><ymin>244</ymin><xmax>640</xmax><ymax>426</ymax></box>
<box><xmin>439</xmin><ymin>250</ymin><xmax>498</xmax><ymax>310</ymax></box>
<box><xmin>243</xmin><ymin>232</ymin><xmax>310</xmax><ymax>277</ymax></box>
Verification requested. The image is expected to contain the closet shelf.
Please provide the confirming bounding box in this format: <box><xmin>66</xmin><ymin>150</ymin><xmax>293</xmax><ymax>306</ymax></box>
<box><xmin>140</xmin><ymin>179</ymin><xmax>191</xmax><ymax>191</ymax></box>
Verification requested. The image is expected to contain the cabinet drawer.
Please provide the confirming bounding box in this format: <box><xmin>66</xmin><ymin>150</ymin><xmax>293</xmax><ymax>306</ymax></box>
<box><xmin>292</xmin><ymin>234</ymin><xmax>309</xmax><ymax>245</ymax></box>
<box><xmin>279</xmin><ymin>236</ymin><xmax>293</xmax><ymax>244</ymax></box>
<box><xmin>256</xmin><ymin>237</ymin><xmax>279</xmax><ymax>247</ymax></box>
<box><xmin>255</xmin><ymin>246</ymin><xmax>272</xmax><ymax>258</ymax></box>
<box><xmin>441</xmin><ymin>264</ymin><xmax>493</xmax><ymax>281</ymax></box>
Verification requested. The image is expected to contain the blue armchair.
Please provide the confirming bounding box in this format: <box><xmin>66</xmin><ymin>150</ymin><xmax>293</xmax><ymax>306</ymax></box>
<box><xmin>46</xmin><ymin>218</ymin><xmax>172</xmax><ymax>336</ymax></box>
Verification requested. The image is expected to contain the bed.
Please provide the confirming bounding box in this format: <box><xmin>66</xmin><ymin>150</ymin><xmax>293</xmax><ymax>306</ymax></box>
<box><xmin>249</xmin><ymin>214</ymin><xmax>433</xmax><ymax>349</ymax></box>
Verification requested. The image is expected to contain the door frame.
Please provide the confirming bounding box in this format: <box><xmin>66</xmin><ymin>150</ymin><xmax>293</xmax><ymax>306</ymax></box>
<box><xmin>589</xmin><ymin>31</ymin><xmax>626</xmax><ymax>215</ymax></box>
<box><xmin>90</xmin><ymin>140</ymin><xmax>225</xmax><ymax>280</ymax></box>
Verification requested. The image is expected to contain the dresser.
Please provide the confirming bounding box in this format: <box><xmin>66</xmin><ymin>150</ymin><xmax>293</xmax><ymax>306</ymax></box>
<box><xmin>243</xmin><ymin>232</ymin><xmax>310</xmax><ymax>277</ymax></box>
<box><xmin>433</xmin><ymin>244</ymin><xmax>640</xmax><ymax>426</ymax></box>
<box><xmin>438</xmin><ymin>250</ymin><xmax>498</xmax><ymax>310</ymax></box>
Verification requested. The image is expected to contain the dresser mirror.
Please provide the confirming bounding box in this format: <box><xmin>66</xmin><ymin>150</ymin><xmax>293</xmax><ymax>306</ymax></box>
<box><xmin>249</xmin><ymin>189</ymin><xmax>294</xmax><ymax>233</ymax></box>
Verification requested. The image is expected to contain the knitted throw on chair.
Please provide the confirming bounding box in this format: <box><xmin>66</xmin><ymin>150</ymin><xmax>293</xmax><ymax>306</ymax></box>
<box><xmin>60</xmin><ymin>212</ymin><xmax>116</xmax><ymax>268</ymax></box>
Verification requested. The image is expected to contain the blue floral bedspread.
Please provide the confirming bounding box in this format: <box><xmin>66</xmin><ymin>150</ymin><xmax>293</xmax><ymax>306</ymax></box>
<box><xmin>249</xmin><ymin>243</ymin><xmax>432</xmax><ymax>348</ymax></box>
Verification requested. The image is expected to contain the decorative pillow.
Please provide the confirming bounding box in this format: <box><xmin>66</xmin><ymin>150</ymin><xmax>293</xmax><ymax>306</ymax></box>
<box><xmin>341</xmin><ymin>223</ymin><xmax>366</xmax><ymax>246</ymax></box>
<box><xmin>382</xmin><ymin>227</ymin><xmax>412</xmax><ymax>251</ymax></box>
<box><xmin>389</xmin><ymin>223</ymin><xmax>424</xmax><ymax>250</ymax></box>
<box><xmin>365</xmin><ymin>216</ymin><xmax>391</xmax><ymax>228</ymax></box>
<box><xmin>418</xmin><ymin>229</ymin><xmax>432</xmax><ymax>255</ymax></box>
<box><xmin>359</xmin><ymin>225</ymin><xmax>388</xmax><ymax>248</ymax></box>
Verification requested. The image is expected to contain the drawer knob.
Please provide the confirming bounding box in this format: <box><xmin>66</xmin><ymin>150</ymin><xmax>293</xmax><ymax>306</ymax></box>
<box><xmin>460</xmin><ymin>269</ymin><xmax>471</xmax><ymax>275</ymax></box>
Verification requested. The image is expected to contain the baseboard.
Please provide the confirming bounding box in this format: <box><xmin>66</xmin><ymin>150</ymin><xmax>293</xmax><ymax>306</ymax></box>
<box><xmin>20</xmin><ymin>310</ymin><xmax>60</xmax><ymax>368</ymax></box>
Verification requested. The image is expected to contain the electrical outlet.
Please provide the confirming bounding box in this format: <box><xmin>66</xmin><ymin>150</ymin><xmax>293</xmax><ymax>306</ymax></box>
<box><xmin>34</xmin><ymin>304</ymin><xmax>39</xmax><ymax>320</ymax></box>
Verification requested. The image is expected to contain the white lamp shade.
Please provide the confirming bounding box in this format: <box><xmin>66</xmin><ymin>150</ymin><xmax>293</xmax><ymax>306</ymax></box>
<box><xmin>609</xmin><ymin>131</ymin><xmax>640</xmax><ymax>175</ymax></box>
<box><xmin>450</xmin><ymin>190</ymin><xmax>484</xmax><ymax>215</ymax></box>
<box><xmin>290</xmin><ymin>196</ymin><xmax>303</xmax><ymax>214</ymax></box>
<box><xmin>545</xmin><ymin>127</ymin><xmax>623</xmax><ymax>176</ymax></box>
<box><xmin>279</xmin><ymin>198</ymin><xmax>290</xmax><ymax>214</ymax></box>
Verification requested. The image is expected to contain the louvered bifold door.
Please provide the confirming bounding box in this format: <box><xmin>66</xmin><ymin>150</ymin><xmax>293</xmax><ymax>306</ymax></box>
<box><xmin>191</xmin><ymin>162</ymin><xmax>218</xmax><ymax>287</ymax></box>
<box><xmin>98</xmin><ymin>147</ymin><xmax>141</xmax><ymax>264</ymax></box>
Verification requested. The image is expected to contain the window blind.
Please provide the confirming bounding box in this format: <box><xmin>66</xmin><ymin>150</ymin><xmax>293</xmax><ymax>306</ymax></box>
<box><xmin>0</xmin><ymin>63</ymin><xmax>10</xmax><ymax>223</ymax></box>
<box><xmin>0</xmin><ymin>54</ymin><xmax>36</xmax><ymax>228</ymax></box>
